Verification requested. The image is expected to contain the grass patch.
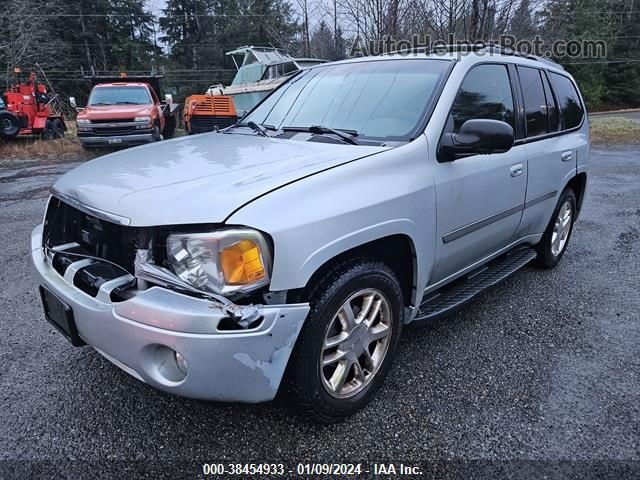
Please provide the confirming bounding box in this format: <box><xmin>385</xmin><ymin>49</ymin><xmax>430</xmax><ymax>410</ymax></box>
<box><xmin>0</xmin><ymin>134</ymin><xmax>88</xmax><ymax>160</ymax></box>
<box><xmin>590</xmin><ymin>117</ymin><xmax>640</xmax><ymax>144</ymax></box>
<box><xmin>0</xmin><ymin>123</ymin><xmax>95</xmax><ymax>167</ymax></box>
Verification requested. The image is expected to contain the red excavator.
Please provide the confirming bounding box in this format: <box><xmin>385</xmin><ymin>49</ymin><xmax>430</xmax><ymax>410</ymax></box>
<box><xmin>0</xmin><ymin>68</ymin><xmax>66</xmax><ymax>140</ymax></box>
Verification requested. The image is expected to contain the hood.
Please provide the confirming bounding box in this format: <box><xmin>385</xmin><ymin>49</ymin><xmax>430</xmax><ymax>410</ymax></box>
<box><xmin>79</xmin><ymin>104</ymin><xmax>153</xmax><ymax>119</ymax></box>
<box><xmin>52</xmin><ymin>132</ymin><xmax>387</xmax><ymax>226</ymax></box>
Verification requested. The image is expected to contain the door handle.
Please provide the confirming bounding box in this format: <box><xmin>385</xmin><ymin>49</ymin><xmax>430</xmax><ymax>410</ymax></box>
<box><xmin>561</xmin><ymin>151</ymin><xmax>573</xmax><ymax>162</ymax></box>
<box><xmin>510</xmin><ymin>163</ymin><xmax>523</xmax><ymax>177</ymax></box>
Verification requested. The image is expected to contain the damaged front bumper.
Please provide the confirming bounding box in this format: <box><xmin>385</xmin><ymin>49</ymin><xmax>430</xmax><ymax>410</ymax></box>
<box><xmin>31</xmin><ymin>224</ymin><xmax>310</xmax><ymax>403</ymax></box>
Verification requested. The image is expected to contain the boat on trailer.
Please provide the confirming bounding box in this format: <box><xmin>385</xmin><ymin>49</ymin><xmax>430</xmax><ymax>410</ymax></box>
<box><xmin>210</xmin><ymin>46</ymin><xmax>326</xmax><ymax>115</ymax></box>
<box><xmin>184</xmin><ymin>46</ymin><xmax>325</xmax><ymax>134</ymax></box>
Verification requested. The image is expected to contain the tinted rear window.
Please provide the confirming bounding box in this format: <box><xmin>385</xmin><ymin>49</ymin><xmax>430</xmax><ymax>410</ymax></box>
<box><xmin>541</xmin><ymin>72</ymin><xmax>560</xmax><ymax>132</ymax></box>
<box><xmin>549</xmin><ymin>73</ymin><xmax>584</xmax><ymax>129</ymax></box>
<box><xmin>518</xmin><ymin>66</ymin><xmax>548</xmax><ymax>137</ymax></box>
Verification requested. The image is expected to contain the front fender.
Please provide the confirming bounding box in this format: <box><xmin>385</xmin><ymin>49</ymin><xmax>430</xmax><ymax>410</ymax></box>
<box><xmin>227</xmin><ymin>136</ymin><xmax>436</xmax><ymax>305</ymax></box>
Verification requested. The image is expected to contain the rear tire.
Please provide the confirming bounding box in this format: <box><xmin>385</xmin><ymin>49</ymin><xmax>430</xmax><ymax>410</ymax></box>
<box><xmin>53</xmin><ymin>119</ymin><xmax>65</xmax><ymax>139</ymax></box>
<box><xmin>41</xmin><ymin>119</ymin><xmax>61</xmax><ymax>140</ymax></box>
<box><xmin>285</xmin><ymin>258</ymin><xmax>403</xmax><ymax>423</ymax></box>
<box><xmin>534</xmin><ymin>188</ymin><xmax>576</xmax><ymax>269</ymax></box>
<box><xmin>0</xmin><ymin>111</ymin><xmax>19</xmax><ymax>138</ymax></box>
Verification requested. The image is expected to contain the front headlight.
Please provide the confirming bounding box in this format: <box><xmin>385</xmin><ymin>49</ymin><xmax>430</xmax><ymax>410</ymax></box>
<box><xmin>76</xmin><ymin>118</ymin><xmax>90</xmax><ymax>125</ymax></box>
<box><xmin>166</xmin><ymin>228</ymin><xmax>272</xmax><ymax>296</ymax></box>
<box><xmin>134</xmin><ymin>116</ymin><xmax>152</xmax><ymax>123</ymax></box>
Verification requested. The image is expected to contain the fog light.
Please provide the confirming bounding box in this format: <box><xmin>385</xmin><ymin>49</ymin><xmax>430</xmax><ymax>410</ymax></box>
<box><xmin>175</xmin><ymin>351</ymin><xmax>188</xmax><ymax>375</ymax></box>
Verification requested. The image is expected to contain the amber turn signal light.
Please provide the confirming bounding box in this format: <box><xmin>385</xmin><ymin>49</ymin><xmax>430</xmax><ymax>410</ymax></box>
<box><xmin>220</xmin><ymin>240</ymin><xmax>266</xmax><ymax>284</ymax></box>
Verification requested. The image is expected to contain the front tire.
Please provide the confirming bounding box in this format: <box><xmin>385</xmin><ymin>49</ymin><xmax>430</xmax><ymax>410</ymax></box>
<box><xmin>534</xmin><ymin>188</ymin><xmax>576</xmax><ymax>269</ymax></box>
<box><xmin>152</xmin><ymin>124</ymin><xmax>162</xmax><ymax>142</ymax></box>
<box><xmin>0</xmin><ymin>111</ymin><xmax>20</xmax><ymax>138</ymax></box>
<box><xmin>286</xmin><ymin>258</ymin><xmax>403</xmax><ymax>423</ymax></box>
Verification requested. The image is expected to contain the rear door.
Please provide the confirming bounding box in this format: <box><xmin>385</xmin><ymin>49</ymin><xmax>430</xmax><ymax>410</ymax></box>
<box><xmin>515</xmin><ymin>67</ymin><xmax>585</xmax><ymax>237</ymax></box>
<box><xmin>430</xmin><ymin>63</ymin><xmax>528</xmax><ymax>283</ymax></box>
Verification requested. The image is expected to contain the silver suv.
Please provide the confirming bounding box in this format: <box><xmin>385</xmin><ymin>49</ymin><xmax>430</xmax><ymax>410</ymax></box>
<box><xmin>32</xmin><ymin>48</ymin><xmax>589</xmax><ymax>422</ymax></box>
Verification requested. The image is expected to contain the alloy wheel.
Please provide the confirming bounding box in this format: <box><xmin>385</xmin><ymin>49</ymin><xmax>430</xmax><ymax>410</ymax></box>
<box><xmin>320</xmin><ymin>289</ymin><xmax>392</xmax><ymax>398</ymax></box>
<box><xmin>551</xmin><ymin>199</ymin><xmax>573</xmax><ymax>256</ymax></box>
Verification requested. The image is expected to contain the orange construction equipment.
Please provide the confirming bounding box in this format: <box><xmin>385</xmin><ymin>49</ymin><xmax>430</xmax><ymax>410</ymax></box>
<box><xmin>0</xmin><ymin>69</ymin><xmax>66</xmax><ymax>139</ymax></box>
<box><xmin>184</xmin><ymin>94</ymin><xmax>238</xmax><ymax>135</ymax></box>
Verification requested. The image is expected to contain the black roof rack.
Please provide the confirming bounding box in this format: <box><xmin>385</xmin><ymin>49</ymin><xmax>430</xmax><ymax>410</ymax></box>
<box><xmin>384</xmin><ymin>43</ymin><xmax>564</xmax><ymax>69</ymax></box>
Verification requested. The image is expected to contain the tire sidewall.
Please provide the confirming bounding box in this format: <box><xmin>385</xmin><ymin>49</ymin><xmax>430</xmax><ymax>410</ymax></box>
<box><xmin>297</xmin><ymin>262</ymin><xmax>403</xmax><ymax>418</ymax></box>
<box><xmin>41</xmin><ymin>120</ymin><xmax>54</xmax><ymax>140</ymax></box>
<box><xmin>53</xmin><ymin>119</ymin><xmax>64</xmax><ymax>139</ymax></box>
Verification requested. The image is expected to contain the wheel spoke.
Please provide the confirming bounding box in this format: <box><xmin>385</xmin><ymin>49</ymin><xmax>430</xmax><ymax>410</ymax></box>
<box><xmin>352</xmin><ymin>359</ymin><xmax>365</xmax><ymax>383</ymax></box>
<box><xmin>357</xmin><ymin>293</ymin><xmax>375</xmax><ymax>324</ymax></box>
<box><xmin>361</xmin><ymin>348</ymin><xmax>374</xmax><ymax>370</ymax></box>
<box><xmin>323</xmin><ymin>349</ymin><xmax>347</xmax><ymax>366</ymax></box>
<box><xmin>368</xmin><ymin>323</ymin><xmax>390</xmax><ymax>343</ymax></box>
<box><xmin>363</xmin><ymin>298</ymin><xmax>382</xmax><ymax>327</ymax></box>
<box><xmin>330</xmin><ymin>359</ymin><xmax>352</xmax><ymax>393</ymax></box>
<box><xmin>324</xmin><ymin>332</ymin><xmax>348</xmax><ymax>350</ymax></box>
<box><xmin>339</xmin><ymin>301</ymin><xmax>357</xmax><ymax>330</ymax></box>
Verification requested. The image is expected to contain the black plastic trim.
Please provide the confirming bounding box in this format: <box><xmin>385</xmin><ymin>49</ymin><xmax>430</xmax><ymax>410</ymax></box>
<box><xmin>442</xmin><ymin>189</ymin><xmax>559</xmax><ymax>243</ymax></box>
<box><xmin>442</xmin><ymin>203</ymin><xmax>524</xmax><ymax>243</ymax></box>
<box><xmin>524</xmin><ymin>190</ymin><xmax>557</xmax><ymax>209</ymax></box>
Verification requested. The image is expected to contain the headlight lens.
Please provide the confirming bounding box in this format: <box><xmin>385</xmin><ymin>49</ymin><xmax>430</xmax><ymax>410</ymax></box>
<box><xmin>134</xmin><ymin>116</ymin><xmax>152</xmax><ymax>123</ymax></box>
<box><xmin>166</xmin><ymin>229</ymin><xmax>271</xmax><ymax>295</ymax></box>
<box><xmin>76</xmin><ymin>118</ymin><xmax>90</xmax><ymax>125</ymax></box>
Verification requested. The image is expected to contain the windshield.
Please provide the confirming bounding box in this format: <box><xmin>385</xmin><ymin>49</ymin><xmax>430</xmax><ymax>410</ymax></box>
<box><xmin>243</xmin><ymin>59</ymin><xmax>450</xmax><ymax>142</ymax></box>
<box><xmin>88</xmin><ymin>86</ymin><xmax>151</xmax><ymax>105</ymax></box>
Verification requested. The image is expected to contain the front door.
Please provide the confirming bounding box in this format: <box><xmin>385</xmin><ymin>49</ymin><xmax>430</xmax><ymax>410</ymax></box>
<box><xmin>430</xmin><ymin>63</ymin><xmax>528</xmax><ymax>284</ymax></box>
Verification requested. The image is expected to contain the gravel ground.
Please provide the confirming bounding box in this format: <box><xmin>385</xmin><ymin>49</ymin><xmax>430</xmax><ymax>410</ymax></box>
<box><xmin>0</xmin><ymin>147</ymin><xmax>638</xmax><ymax>478</ymax></box>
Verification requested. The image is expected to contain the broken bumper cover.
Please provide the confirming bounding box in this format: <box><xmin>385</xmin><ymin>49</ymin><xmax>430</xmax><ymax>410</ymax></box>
<box><xmin>31</xmin><ymin>224</ymin><xmax>310</xmax><ymax>403</ymax></box>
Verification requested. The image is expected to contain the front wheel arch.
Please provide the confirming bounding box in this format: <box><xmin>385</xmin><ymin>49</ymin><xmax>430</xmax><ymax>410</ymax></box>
<box><xmin>289</xmin><ymin>234</ymin><xmax>417</xmax><ymax>309</ymax></box>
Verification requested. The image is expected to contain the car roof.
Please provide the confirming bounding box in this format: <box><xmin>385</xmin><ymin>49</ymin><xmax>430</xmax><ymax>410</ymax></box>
<box><xmin>309</xmin><ymin>48</ymin><xmax>568</xmax><ymax>76</ymax></box>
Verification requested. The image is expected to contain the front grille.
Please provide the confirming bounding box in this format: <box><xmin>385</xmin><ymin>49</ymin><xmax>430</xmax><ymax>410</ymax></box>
<box><xmin>91</xmin><ymin>118</ymin><xmax>134</xmax><ymax>124</ymax></box>
<box><xmin>43</xmin><ymin>197</ymin><xmax>141</xmax><ymax>274</ymax></box>
<box><xmin>92</xmin><ymin>126</ymin><xmax>137</xmax><ymax>135</ymax></box>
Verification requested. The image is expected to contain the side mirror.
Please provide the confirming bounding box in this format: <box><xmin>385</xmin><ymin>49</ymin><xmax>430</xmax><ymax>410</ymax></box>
<box><xmin>164</xmin><ymin>94</ymin><xmax>173</xmax><ymax>104</ymax></box>
<box><xmin>439</xmin><ymin>119</ymin><xmax>514</xmax><ymax>162</ymax></box>
<box><xmin>69</xmin><ymin>96</ymin><xmax>77</xmax><ymax>108</ymax></box>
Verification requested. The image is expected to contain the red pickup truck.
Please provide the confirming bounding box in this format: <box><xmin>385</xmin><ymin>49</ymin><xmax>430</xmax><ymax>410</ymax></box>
<box><xmin>72</xmin><ymin>76</ymin><xmax>178</xmax><ymax>148</ymax></box>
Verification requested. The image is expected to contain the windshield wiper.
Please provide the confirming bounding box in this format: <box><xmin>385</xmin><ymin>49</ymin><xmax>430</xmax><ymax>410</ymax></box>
<box><xmin>227</xmin><ymin>121</ymin><xmax>277</xmax><ymax>137</ymax></box>
<box><xmin>246</xmin><ymin>121</ymin><xmax>268</xmax><ymax>137</ymax></box>
<box><xmin>90</xmin><ymin>102</ymin><xmax>113</xmax><ymax>106</ymax></box>
<box><xmin>115</xmin><ymin>101</ymin><xmax>142</xmax><ymax>105</ymax></box>
<box><xmin>283</xmin><ymin>126</ymin><xmax>360</xmax><ymax>145</ymax></box>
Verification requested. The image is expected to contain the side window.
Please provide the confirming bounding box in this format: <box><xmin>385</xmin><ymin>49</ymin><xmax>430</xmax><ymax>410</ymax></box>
<box><xmin>549</xmin><ymin>72</ymin><xmax>584</xmax><ymax>129</ymax></box>
<box><xmin>149</xmin><ymin>88</ymin><xmax>159</xmax><ymax>104</ymax></box>
<box><xmin>541</xmin><ymin>71</ymin><xmax>560</xmax><ymax>132</ymax></box>
<box><xmin>448</xmin><ymin>64</ymin><xmax>515</xmax><ymax>133</ymax></box>
<box><xmin>518</xmin><ymin>66</ymin><xmax>548</xmax><ymax>138</ymax></box>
